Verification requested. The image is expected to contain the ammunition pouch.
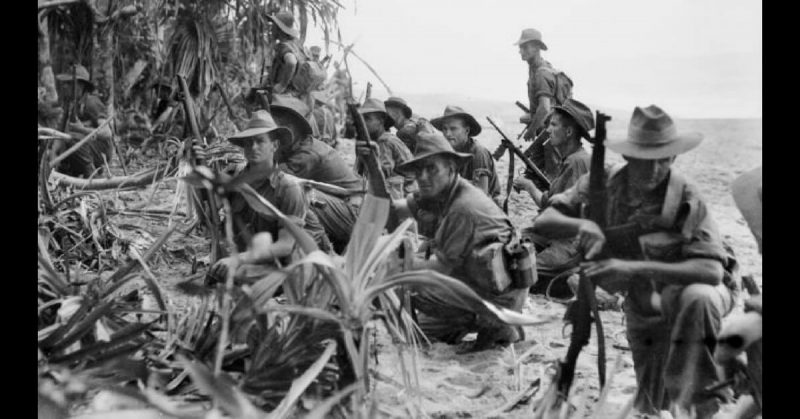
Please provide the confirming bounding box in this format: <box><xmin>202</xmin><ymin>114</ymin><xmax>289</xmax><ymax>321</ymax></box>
<box><xmin>466</xmin><ymin>242</ymin><xmax>512</xmax><ymax>294</ymax></box>
<box><xmin>464</xmin><ymin>240</ymin><xmax>537</xmax><ymax>294</ymax></box>
<box><xmin>505</xmin><ymin>241</ymin><xmax>538</xmax><ymax>289</ymax></box>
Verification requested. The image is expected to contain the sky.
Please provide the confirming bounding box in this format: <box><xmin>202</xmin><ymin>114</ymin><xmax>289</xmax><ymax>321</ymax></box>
<box><xmin>304</xmin><ymin>0</ymin><xmax>762</xmax><ymax>119</ymax></box>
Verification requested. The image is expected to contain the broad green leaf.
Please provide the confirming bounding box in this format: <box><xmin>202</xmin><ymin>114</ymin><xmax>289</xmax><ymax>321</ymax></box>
<box><xmin>344</xmin><ymin>194</ymin><xmax>391</xmax><ymax>279</ymax></box>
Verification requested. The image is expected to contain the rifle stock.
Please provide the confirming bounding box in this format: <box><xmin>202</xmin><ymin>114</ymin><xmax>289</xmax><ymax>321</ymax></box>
<box><xmin>486</xmin><ymin>117</ymin><xmax>551</xmax><ymax>190</ymax></box>
<box><xmin>556</xmin><ymin>111</ymin><xmax>611</xmax><ymax>397</ymax></box>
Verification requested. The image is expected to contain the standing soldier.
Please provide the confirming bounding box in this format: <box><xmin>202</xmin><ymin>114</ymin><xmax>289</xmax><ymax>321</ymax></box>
<box><xmin>267</xmin><ymin>10</ymin><xmax>303</xmax><ymax>96</ymax></box>
<box><xmin>532</xmin><ymin>105</ymin><xmax>739</xmax><ymax>417</ymax></box>
<box><xmin>515</xmin><ymin>27</ymin><xmax>573</xmax><ymax>182</ymax></box>
<box><xmin>431</xmin><ymin>105</ymin><xmax>502</xmax><ymax>206</ymax></box>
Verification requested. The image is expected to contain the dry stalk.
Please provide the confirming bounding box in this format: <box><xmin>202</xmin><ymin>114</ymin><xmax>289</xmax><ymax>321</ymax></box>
<box><xmin>213</xmin><ymin>197</ymin><xmax>237</xmax><ymax>377</ymax></box>
<box><xmin>49</xmin><ymin>116</ymin><xmax>114</xmax><ymax>169</ymax></box>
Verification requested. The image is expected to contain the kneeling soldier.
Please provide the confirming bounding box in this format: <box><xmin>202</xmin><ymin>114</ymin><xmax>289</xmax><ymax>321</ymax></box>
<box><xmin>532</xmin><ymin>105</ymin><xmax>738</xmax><ymax>417</ymax></box>
<box><xmin>358</xmin><ymin>124</ymin><xmax>534</xmax><ymax>351</ymax></box>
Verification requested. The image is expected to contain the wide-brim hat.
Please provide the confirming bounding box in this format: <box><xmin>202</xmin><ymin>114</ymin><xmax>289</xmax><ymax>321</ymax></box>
<box><xmin>268</xmin><ymin>10</ymin><xmax>299</xmax><ymax>39</ymax></box>
<box><xmin>551</xmin><ymin>98</ymin><xmax>595</xmax><ymax>140</ymax></box>
<box><xmin>55</xmin><ymin>64</ymin><xmax>94</xmax><ymax>90</ymax></box>
<box><xmin>732</xmin><ymin>166</ymin><xmax>762</xmax><ymax>253</ymax></box>
<box><xmin>430</xmin><ymin>105</ymin><xmax>482</xmax><ymax>136</ymax></box>
<box><xmin>514</xmin><ymin>28</ymin><xmax>548</xmax><ymax>50</ymax></box>
<box><xmin>358</xmin><ymin>98</ymin><xmax>395</xmax><ymax>130</ymax></box>
<box><xmin>269</xmin><ymin>94</ymin><xmax>314</xmax><ymax>137</ymax></box>
<box><xmin>228</xmin><ymin>110</ymin><xmax>292</xmax><ymax>146</ymax></box>
<box><xmin>395</xmin><ymin>126</ymin><xmax>472</xmax><ymax>176</ymax></box>
<box><xmin>606</xmin><ymin>105</ymin><xmax>703</xmax><ymax>160</ymax></box>
<box><xmin>384</xmin><ymin>96</ymin><xmax>413</xmax><ymax>119</ymax></box>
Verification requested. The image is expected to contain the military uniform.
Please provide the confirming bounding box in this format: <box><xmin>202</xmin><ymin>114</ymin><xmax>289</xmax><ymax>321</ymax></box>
<box><xmin>549</xmin><ymin>167</ymin><xmax>737</xmax><ymax>415</ymax></box>
<box><xmin>278</xmin><ymin>137</ymin><xmax>364</xmax><ymax>252</ymax></box>
<box><xmin>59</xmin><ymin>93</ymin><xmax>114</xmax><ymax>178</ymax></box>
<box><xmin>228</xmin><ymin>167</ymin><xmax>331</xmax><ymax>254</ymax></box>
<box><xmin>454</xmin><ymin>137</ymin><xmax>502</xmax><ymax>206</ymax></box>
<box><xmin>527</xmin><ymin>59</ymin><xmax>563</xmax><ymax>180</ymax></box>
<box><xmin>409</xmin><ymin>178</ymin><xmax>528</xmax><ymax>342</ymax></box>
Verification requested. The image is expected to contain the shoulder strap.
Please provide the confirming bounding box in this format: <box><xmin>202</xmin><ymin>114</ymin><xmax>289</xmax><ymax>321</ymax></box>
<box><xmin>656</xmin><ymin>171</ymin><xmax>687</xmax><ymax>228</ymax></box>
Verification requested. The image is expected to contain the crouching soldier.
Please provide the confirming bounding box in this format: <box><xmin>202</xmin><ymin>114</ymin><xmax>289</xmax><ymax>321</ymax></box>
<box><xmin>357</xmin><ymin>126</ymin><xmax>535</xmax><ymax>352</ymax></box>
<box><xmin>207</xmin><ymin>111</ymin><xmax>331</xmax><ymax>284</ymax></box>
<box><xmin>532</xmin><ymin>105</ymin><xmax>739</xmax><ymax>417</ymax></box>
<box><xmin>356</xmin><ymin>98</ymin><xmax>415</xmax><ymax>199</ymax></box>
<box><xmin>269</xmin><ymin>95</ymin><xmax>365</xmax><ymax>253</ymax></box>
<box><xmin>52</xmin><ymin>64</ymin><xmax>114</xmax><ymax>178</ymax></box>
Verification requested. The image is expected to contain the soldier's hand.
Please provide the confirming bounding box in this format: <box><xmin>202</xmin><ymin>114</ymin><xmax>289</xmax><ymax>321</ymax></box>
<box><xmin>577</xmin><ymin>220</ymin><xmax>605</xmax><ymax>259</ymax></box>
<box><xmin>580</xmin><ymin>258</ymin><xmax>634</xmax><ymax>293</ymax></box>
<box><xmin>355</xmin><ymin>140</ymin><xmax>379</xmax><ymax>157</ymax></box>
<box><xmin>519</xmin><ymin>113</ymin><xmax>532</xmax><ymax>124</ymax></box>
<box><xmin>522</xmin><ymin>127</ymin><xmax>535</xmax><ymax>141</ymax></box>
<box><xmin>513</xmin><ymin>177</ymin><xmax>536</xmax><ymax>193</ymax></box>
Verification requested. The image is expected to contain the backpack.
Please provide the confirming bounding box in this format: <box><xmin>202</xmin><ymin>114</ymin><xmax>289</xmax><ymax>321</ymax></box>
<box><xmin>286</xmin><ymin>43</ymin><xmax>327</xmax><ymax>95</ymax></box>
<box><xmin>537</xmin><ymin>65</ymin><xmax>573</xmax><ymax>106</ymax></box>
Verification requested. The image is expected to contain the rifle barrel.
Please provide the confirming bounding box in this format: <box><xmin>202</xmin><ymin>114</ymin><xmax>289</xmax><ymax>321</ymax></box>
<box><xmin>486</xmin><ymin>117</ymin><xmax>551</xmax><ymax>190</ymax></box>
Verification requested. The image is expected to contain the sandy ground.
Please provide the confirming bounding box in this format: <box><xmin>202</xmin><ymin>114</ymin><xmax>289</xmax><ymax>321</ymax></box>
<box><xmin>97</xmin><ymin>116</ymin><xmax>761</xmax><ymax>417</ymax></box>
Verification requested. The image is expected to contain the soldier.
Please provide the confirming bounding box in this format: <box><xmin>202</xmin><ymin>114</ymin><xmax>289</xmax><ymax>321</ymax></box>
<box><xmin>515</xmin><ymin>27</ymin><xmax>572</xmax><ymax>181</ymax></box>
<box><xmin>52</xmin><ymin>64</ymin><xmax>114</xmax><ymax>178</ymax></box>
<box><xmin>208</xmin><ymin>110</ymin><xmax>331</xmax><ymax>283</ymax></box>
<box><xmin>430</xmin><ymin>105</ymin><xmax>502</xmax><ymax>206</ymax></box>
<box><xmin>513</xmin><ymin>98</ymin><xmax>594</xmax><ymax>293</ymax></box>
<box><xmin>532</xmin><ymin>105</ymin><xmax>739</xmax><ymax>417</ymax></box>
<box><xmin>309</xmin><ymin>45</ymin><xmax>322</xmax><ymax>62</ymax></box>
<box><xmin>267</xmin><ymin>10</ymin><xmax>303</xmax><ymax>96</ymax></box>
<box><xmin>384</xmin><ymin>96</ymin><xmax>419</xmax><ymax>151</ymax></box>
<box><xmin>269</xmin><ymin>95</ymin><xmax>364</xmax><ymax>253</ymax></box>
<box><xmin>357</xmin><ymin>125</ymin><xmax>531</xmax><ymax>351</ymax></box>
<box><xmin>356</xmin><ymin>98</ymin><xmax>415</xmax><ymax>199</ymax></box>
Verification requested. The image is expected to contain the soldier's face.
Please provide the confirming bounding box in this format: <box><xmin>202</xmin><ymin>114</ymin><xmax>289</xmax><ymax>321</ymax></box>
<box><xmin>519</xmin><ymin>42</ymin><xmax>539</xmax><ymax>61</ymax></box>
<box><xmin>413</xmin><ymin>156</ymin><xmax>455</xmax><ymax>199</ymax></box>
<box><xmin>547</xmin><ymin>113</ymin><xmax>574</xmax><ymax>147</ymax></box>
<box><xmin>242</xmin><ymin>134</ymin><xmax>277</xmax><ymax>165</ymax></box>
<box><xmin>364</xmin><ymin>113</ymin><xmax>385</xmax><ymax>136</ymax></box>
<box><xmin>440</xmin><ymin>118</ymin><xmax>470</xmax><ymax>150</ymax></box>
<box><xmin>624</xmin><ymin>156</ymin><xmax>675</xmax><ymax>191</ymax></box>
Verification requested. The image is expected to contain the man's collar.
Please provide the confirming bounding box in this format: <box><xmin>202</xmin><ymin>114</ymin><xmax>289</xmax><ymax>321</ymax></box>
<box><xmin>454</xmin><ymin>137</ymin><xmax>475</xmax><ymax>153</ymax></box>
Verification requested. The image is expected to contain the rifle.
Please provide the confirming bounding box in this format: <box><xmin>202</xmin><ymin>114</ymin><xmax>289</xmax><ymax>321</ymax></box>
<box><xmin>486</xmin><ymin>117</ymin><xmax>551</xmax><ymax>191</ymax></box>
<box><xmin>347</xmin><ymin>102</ymin><xmax>390</xmax><ymax>200</ymax></box>
<box><xmin>555</xmin><ymin>111</ymin><xmax>611</xmax><ymax>398</ymax></box>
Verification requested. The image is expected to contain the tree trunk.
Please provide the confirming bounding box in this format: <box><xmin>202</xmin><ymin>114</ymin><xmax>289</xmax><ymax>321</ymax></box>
<box><xmin>98</xmin><ymin>26</ymin><xmax>115</xmax><ymax>117</ymax></box>
<box><xmin>38</xmin><ymin>14</ymin><xmax>59</xmax><ymax>104</ymax></box>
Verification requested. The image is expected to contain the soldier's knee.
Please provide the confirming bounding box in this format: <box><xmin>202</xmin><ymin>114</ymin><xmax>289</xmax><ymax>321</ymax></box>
<box><xmin>678</xmin><ymin>283</ymin><xmax>724</xmax><ymax>317</ymax></box>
